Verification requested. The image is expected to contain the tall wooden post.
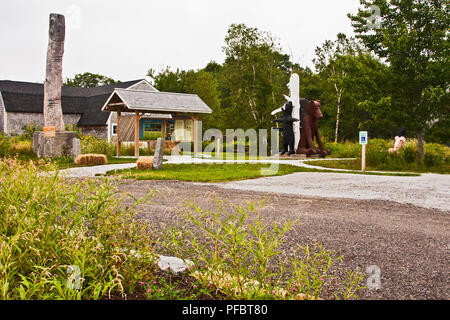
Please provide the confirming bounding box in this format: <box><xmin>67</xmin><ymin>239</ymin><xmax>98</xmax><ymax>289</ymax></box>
<box><xmin>193</xmin><ymin>115</ymin><xmax>199</xmax><ymax>156</ymax></box>
<box><xmin>134</xmin><ymin>111</ymin><xmax>140</xmax><ymax>157</ymax></box>
<box><xmin>362</xmin><ymin>144</ymin><xmax>366</xmax><ymax>173</ymax></box>
<box><xmin>116</xmin><ymin>111</ymin><xmax>121</xmax><ymax>157</ymax></box>
<box><xmin>43</xmin><ymin>13</ymin><xmax>66</xmax><ymax>132</ymax></box>
<box><xmin>162</xmin><ymin>120</ymin><xmax>166</xmax><ymax>141</ymax></box>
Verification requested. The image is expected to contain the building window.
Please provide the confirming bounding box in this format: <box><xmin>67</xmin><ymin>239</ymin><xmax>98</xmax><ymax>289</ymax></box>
<box><xmin>112</xmin><ymin>124</ymin><xmax>117</xmax><ymax>136</ymax></box>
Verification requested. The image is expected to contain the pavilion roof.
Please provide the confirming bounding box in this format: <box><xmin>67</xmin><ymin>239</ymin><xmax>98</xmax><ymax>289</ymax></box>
<box><xmin>102</xmin><ymin>88</ymin><xmax>213</xmax><ymax>114</ymax></box>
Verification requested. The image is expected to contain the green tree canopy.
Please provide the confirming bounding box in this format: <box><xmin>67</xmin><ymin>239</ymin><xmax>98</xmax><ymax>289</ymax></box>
<box><xmin>348</xmin><ymin>0</ymin><xmax>450</xmax><ymax>158</ymax></box>
<box><xmin>64</xmin><ymin>72</ymin><xmax>118</xmax><ymax>88</ymax></box>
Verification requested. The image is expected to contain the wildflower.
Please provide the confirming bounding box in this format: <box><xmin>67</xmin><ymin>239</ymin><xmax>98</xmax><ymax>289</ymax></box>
<box><xmin>147</xmin><ymin>289</ymin><xmax>152</xmax><ymax>294</ymax></box>
<box><xmin>193</xmin><ymin>285</ymin><xmax>197</xmax><ymax>289</ymax></box>
<box><xmin>152</xmin><ymin>281</ymin><xmax>157</xmax><ymax>285</ymax></box>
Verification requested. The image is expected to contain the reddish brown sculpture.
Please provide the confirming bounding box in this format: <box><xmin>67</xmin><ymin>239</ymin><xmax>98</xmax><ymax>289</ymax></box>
<box><xmin>296</xmin><ymin>100</ymin><xmax>331</xmax><ymax>157</ymax></box>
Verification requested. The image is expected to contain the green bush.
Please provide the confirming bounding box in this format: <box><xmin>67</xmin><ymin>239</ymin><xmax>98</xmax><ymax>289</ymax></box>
<box><xmin>143</xmin><ymin>132</ymin><xmax>162</xmax><ymax>140</ymax></box>
<box><xmin>80</xmin><ymin>135</ymin><xmax>115</xmax><ymax>156</ymax></box>
<box><xmin>0</xmin><ymin>133</ymin><xmax>12</xmax><ymax>157</ymax></box>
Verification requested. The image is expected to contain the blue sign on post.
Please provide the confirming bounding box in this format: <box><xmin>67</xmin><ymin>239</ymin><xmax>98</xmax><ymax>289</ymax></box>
<box><xmin>359</xmin><ymin>131</ymin><xmax>368</xmax><ymax>145</ymax></box>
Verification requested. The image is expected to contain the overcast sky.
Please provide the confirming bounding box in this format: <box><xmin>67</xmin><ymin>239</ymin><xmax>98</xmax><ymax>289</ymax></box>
<box><xmin>0</xmin><ymin>0</ymin><xmax>362</xmax><ymax>83</ymax></box>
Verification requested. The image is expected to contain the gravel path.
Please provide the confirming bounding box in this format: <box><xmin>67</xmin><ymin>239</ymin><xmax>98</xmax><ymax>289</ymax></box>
<box><xmin>212</xmin><ymin>172</ymin><xmax>450</xmax><ymax>211</ymax></box>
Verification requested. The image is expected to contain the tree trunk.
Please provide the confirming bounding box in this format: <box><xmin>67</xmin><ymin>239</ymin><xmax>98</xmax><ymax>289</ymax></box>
<box><xmin>334</xmin><ymin>84</ymin><xmax>342</xmax><ymax>143</ymax></box>
<box><xmin>43</xmin><ymin>13</ymin><xmax>66</xmax><ymax>131</ymax></box>
<box><xmin>417</xmin><ymin>128</ymin><xmax>424</xmax><ymax>162</ymax></box>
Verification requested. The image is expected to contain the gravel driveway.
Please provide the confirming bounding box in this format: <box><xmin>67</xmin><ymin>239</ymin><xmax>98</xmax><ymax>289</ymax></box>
<box><xmin>212</xmin><ymin>172</ymin><xmax>450</xmax><ymax>211</ymax></box>
<box><xmin>118</xmin><ymin>179</ymin><xmax>449</xmax><ymax>300</ymax></box>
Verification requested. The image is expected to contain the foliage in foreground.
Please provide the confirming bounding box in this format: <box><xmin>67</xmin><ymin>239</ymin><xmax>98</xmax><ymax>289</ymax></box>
<box><xmin>0</xmin><ymin>158</ymin><xmax>156</xmax><ymax>299</ymax></box>
<box><xmin>161</xmin><ymin>200</ymin><xmax>365</xmax><ymax>300</ymax></box>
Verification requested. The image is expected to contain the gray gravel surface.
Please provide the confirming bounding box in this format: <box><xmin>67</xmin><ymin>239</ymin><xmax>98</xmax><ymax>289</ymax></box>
<box><xmin>212</xmin><ymin>172</ymin><xmax>450</xmax><ymax>211</ymax></box>
<box><xmin>114</xmin><ymin>179</ymin><xmax>450</xmax><ymax>300</ymax></box>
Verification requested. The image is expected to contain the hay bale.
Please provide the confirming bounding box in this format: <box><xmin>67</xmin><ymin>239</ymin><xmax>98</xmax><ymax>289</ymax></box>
<box><xmin>74</xmin><ymin>154</ymin><xmax>107</xmax><ymax>166</ymax></box>
<box><xmin>137</xmin><ymin>156</ymin><xmax>154</xmax><ymax>170</ymax></box>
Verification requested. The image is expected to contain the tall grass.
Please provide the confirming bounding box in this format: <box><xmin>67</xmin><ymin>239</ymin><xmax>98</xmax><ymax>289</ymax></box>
<box><xmin>323</xmin><ymin>138</ymin><xmax>449</xmax><ymax>173</ymax></box>
<box><xmin>0</xmin><ymin>158</ymin><xmax>156</xmax><ymax>299</ymax></box>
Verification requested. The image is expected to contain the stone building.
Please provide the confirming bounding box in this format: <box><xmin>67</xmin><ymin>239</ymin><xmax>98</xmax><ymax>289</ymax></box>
<box><xmin>0</xmin><ymin>79</ymin><xmax>162</xmax><ymax>141</ymax></box>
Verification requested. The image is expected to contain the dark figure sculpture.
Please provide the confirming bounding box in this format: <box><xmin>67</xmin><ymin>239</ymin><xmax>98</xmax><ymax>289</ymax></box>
<box><xmin>296</xmin><ymin>100</ymin><xmax>331</xmax><ymax>157</ymax></box>
<box><xmin>273</xmin><ymin>101</ymin><xmax>299</xmax><ymax>155</ymax></box>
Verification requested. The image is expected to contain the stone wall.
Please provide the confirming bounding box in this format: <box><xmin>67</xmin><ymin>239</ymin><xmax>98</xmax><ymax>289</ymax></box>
<box><xmin>6</xmin><ymin>112</ymin><xmax>81</xmax><ymax>135</ymax></box>
<box><xmin>79</xmin><ymin>126</ymin><xmax>108</xmax><ymax>139</ymax></box>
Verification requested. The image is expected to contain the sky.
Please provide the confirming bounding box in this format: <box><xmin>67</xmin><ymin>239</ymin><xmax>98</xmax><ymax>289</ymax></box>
<box><xmin>0</xmin><ymin>0</ymin><xmax>362</xmax><ymax>83</ymax></box>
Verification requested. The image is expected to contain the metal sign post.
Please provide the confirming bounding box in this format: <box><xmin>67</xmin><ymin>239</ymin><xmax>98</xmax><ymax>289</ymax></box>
<box><xmin>359</xmin><ymin>131</ymin><xmax>368</xmax><ymax>173</ymax></box>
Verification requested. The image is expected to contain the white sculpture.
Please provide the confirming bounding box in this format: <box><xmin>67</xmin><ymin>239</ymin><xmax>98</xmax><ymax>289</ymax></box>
<box><xmin>271</xmin><ymin>73</ymin><xmax>300</xmax><ymax>152</ymax></box>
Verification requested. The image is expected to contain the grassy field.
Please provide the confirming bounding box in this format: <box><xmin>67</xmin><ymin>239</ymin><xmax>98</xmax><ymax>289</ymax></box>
<box><xmin>103</xmin><ymin>163</ymin><xmax>419</xmax><ymax>182</ymax></box>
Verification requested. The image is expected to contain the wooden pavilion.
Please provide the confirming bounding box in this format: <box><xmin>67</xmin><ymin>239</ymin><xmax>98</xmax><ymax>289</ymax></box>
<box><xmin>102</xmin><ymin>87</ymin><xmax>212</xmax><ymax>157</ymax></box>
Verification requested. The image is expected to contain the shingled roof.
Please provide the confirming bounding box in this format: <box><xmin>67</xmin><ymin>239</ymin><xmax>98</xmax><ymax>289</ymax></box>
<box><xmin>0</xmin><ymin>79</ymin><xmax>147</xmax><ymax>126</ymax></box>
<box><xmin>102</xmin><ymin>88</ymin><xmax>213</xmax><ymax>114</ymax></box>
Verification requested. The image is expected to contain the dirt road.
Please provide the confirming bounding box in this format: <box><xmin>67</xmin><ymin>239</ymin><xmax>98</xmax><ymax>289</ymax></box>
<box><xmin>116</xmin><ymin>179</ymin><xmax>449</xmax><ymax>300</ymax></box>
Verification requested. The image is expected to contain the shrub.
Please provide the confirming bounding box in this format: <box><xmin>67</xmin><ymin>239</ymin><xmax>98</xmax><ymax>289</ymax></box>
<box><xmin>143</xmin><ymin>132</ymin><xmax>162</xmax><ymax>140</ymax></box>
<box><xmin>75</xmin><ymin>154</ymin><xmax>108</xmax><ymax>166</ymax></box>
<box><xmin>0</xmin><ymin>133</ymin><xmax>12</xmax><ymax>157</ymax></box>
<box><xmin>80</xmin><ymin>135</ymin><xmax>115</xmax><ymax>156</ymax></box>
<box><xmin>0</xmin><ymin>158</ymin><xmax>156</xmax><ymax>300</ymax></box>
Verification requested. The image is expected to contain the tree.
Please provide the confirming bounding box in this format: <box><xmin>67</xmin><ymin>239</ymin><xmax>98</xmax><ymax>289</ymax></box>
<box><xmin>349</xmin><ymin>0</ymin><xmax>450</xmax><ymax>160</ymax></box>
<box><xmin>314</xmin><ymin>33</ymin><xmax>359</xmax><ymax>143</ymax></box>
<box><xmin>218</xmin><ymin>23</ymin><xmax>291</xmax><ymax>131</ymax></box>
<box><xmin>147</xmin><ymin>67</ymin><xmax>222</xmax><ymax>130</ymax></box>
<box><xmin>64</xmin><ymin>72</ymin><xmax>118</xmax><ymax>88</ymax></box>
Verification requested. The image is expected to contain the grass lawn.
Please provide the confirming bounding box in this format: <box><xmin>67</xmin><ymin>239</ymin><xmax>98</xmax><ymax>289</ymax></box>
<box><xmin>305</xmin><ymin>159</ymin><xmax>448</xmax><ymax>174</ymax></box>
<box><xmin>103</xmin><ymin>163</ymin><xmax>419</xmax><ymax>182</ymax></box>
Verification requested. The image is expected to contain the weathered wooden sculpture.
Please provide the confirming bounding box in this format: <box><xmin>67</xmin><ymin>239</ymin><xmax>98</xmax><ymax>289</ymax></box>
<box><xmin>272</xmin><ymin>101</ymin><xmax>299</xmax><ymax>155</ymax></box>
<box><xmin>296</xmin><ymin>100</ymin><xmax>331</xmax><ymax>157</ymax></box>
<box><xmin>33</xmin><ymin>13</ymin><xmax>80</xmax><ymax>158</ymax></box>
<box><xmin>43</xmin><ymin>13</ymin><xmax>66</xmax><ymax>132</ymax></box>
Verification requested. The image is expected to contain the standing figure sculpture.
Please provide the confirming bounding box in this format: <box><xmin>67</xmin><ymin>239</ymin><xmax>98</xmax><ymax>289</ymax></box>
<box><xmin>296</xmin><ymin>100</ymin><xmax>331</xmax><ymax>157</ymax></box>
<box><xmin>272</xmin><ymin>101</ymin><xmax>299</xmax><ymax>155</ymax></box>
<box><xmin>272</xmin><ymin>73</ymin><xmax>301</xmax><ymax>152</ymax></box>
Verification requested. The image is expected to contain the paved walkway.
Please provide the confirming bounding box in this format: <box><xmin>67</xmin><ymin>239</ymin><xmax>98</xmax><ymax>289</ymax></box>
<box><xmin>58</xmin><ymin>156</ymin><xmax>450</xmax><ymax>211</ymax></box>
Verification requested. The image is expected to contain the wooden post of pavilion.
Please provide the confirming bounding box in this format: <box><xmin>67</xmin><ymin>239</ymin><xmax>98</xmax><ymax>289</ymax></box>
<box><xmin>134</xmin><ymin>111</ymin><xmax>140</xmax><ymax>157</ymax></box>
<box><xmin>193</xmin><ymin>115</ymin><xmax>199</xmax><ymax>156</ymax></box>
<box><xmin>116</xmin><ymin>111</ymin><xmax>121</xmax><ymax>157</ymax></box>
